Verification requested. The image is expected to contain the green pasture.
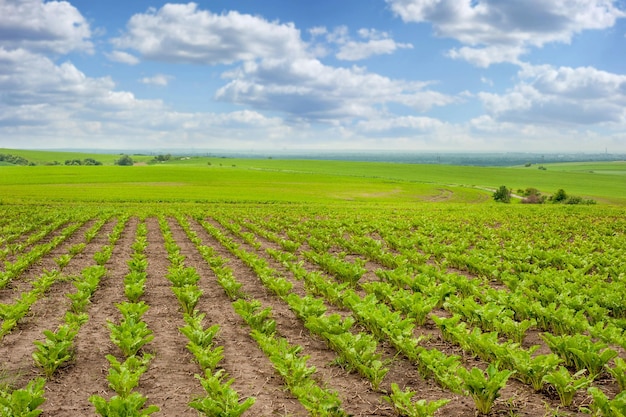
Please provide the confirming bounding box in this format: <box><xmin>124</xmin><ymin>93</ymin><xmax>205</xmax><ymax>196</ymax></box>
<box><xmin>205</xmin><ymin>158</ymin><xmax>625</xmax><ymax>204</ymax></box>
<box><xmin>0</xmin><ymin>165</ymin><xmax>489</xmax><ymax>204</ymax></box>
<box><xmin>0</xmin><ymin>149</ymin><xmax>623</xmax><ymax>205</ymax></box>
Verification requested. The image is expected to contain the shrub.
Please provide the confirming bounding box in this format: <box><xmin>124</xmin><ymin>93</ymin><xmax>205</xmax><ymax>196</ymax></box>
<box><xmin>548</xmin><ymin>189</ymin><xmax>596</xmax><ymax>205</ymax></box>
<box><xmin>115</xmin><ymin>155</ymin><xmax>134</xmax><ymax>166</ymax></box>
<box><xmin>521</xmin><ymin>188</ymin><xmax>546</xmax><ymax>204</ymax></box>
<box><xmin>550</xmin><ymin>189</ymin><xmax>568</xmax><ymax>203</ymax></box>
<box><xmin>493</xmin><ymin>186</ymin><xmax>511</xmax><ymax>203</ymax></box>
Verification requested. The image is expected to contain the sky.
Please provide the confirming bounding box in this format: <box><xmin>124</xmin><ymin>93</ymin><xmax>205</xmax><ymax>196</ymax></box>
<box><xmin>1</xmin><ymin>0</ymin><xmax>626</xmax><ymax>153</ymax></box>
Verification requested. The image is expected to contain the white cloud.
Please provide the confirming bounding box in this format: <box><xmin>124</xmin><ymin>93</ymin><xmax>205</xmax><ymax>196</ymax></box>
<box><xmin>0</xmin><ymin>0</ymin><xmax>92</xmax><ymax>54</ymax></box>
<box><xmin>325</xmin><ymin>26</ymin><xmax>350</xmax><ymax>44</ymax></box>
<box><xmin>106</xmin><ymin>50</ymin><xmax>140</xmax><ymax>65</ymax></box>
<box><xmin>387</xmin><ymin>0</ymin><xmax>625</xmax><ymax>65</ymax></box>
<box><xmin>215</xmin><ymin>57</ymin><xmax>456</xmax><ymax>121</ymax></box>
<box><xmin>0</xmin><ymin>46</ymin><xmax>299</xmax><ymax>149</ymax></box>
<box><xmin>309</xmin><ymin>26</ymin><xmax>328</xmax><ymax>37</ymax></box>
<box><xmin>140</xmin><ymin>74</ymin><xmax>173</xmax><ymax>86</ymax></box>
<box><xmin>336</xmin><ymin>28</ymin><xmax>413</xmax><ymax>61</ymax></box>
<box><xmin>357</xmin><ymin>115</ymin><xmax>446</xmax><ymax>136</ymax></box>
<box><xmin>112</xmin><ymin>3</ymin><xmax>308</xmax><ymax>65</ymax></box>
<box><xmin>447</xmin><ymin>45</ymin><xmax>526</xmax><ymax>67</ymax></box>
<box><xmin>0</xmin><ymin>48</ymin><xmax>115</xmax><ymax>108</ymax></box>
<box><xmin>478</xmin><ymin>64</ymin><xmax>626</xmax><ymax>125</ymax></box>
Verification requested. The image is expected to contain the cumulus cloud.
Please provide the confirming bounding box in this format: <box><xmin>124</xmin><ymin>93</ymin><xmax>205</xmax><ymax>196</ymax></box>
<box><xmin>0</xmin><ymin>0</ymin><xmax>92</xmax><ymax>54</ymax></box>
<box><xmin>309</xmin><ymin>26</ymin><xmax>328</xmax><ymax>37</ymax></box>
<box><xmin>215</xmin><ymin>57</ymin><xmax>456</xmax><ymax>121</ymax></box>
<box><xmin>140</xmin><ymin>74</ymin><xmax>173</xmax><ymax>86</ymax></box>
<box><xmin>112</xmin><ymin>3</ymin><xmax>308</xmax><ymax>65</ymax></box>
<box><xmin>0</xmin><ymin>48</ymin><xmax>115</xmax><ymax>108</ymax></box>
<box><xmin>387</xmin><ymin>0</ymin><xmax>625</xmax><ymax>66</ymax></box>
<box><xmin>106</xmin><ymin>50</ymin><xmax>140</xmax><ymax>65</ymax></box>
<box><xmin>447</xmin><ymin>45</ymin><xmax>526</xmax><ymax>67</ymax></box>
<box><xmin>336</xmin><ymin>28</ymin><xmax>413</xmax><ymax>61</ymax></box>
<box><xmin>478</xmin><ymin>64</ymin><xmax>626</xmax><ymax>125</ymax></box>
<box><xmin>0</xmin><ymin>46</ymin><xmax>298</xmax><ymax>149</ymax></box>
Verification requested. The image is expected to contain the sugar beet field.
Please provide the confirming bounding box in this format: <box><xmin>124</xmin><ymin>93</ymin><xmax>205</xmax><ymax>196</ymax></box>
<box><xmin>1</xmin><ymin>204</ymin><xmax>625</xmax><ymax>416</ymax></box>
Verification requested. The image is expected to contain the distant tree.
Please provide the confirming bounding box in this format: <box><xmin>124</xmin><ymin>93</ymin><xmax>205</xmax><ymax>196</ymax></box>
<box><xmin>0</xmin><ymin>154</ymin><xmax>30</xmax><ymax>165</ymax></box>
<box><xmin>153</xmin><ymin>154</ymin><xmax>171</xmax><ymax>162</ymax></box>
<box><xmin>548</xmin><ymin>189</ymin><xmax>596</xmax><ymax>205</ymax></box>
<box><xmin>521</xmin><ymin>188</ymin><xmax>545</xmax><ymax>204</ymax></box>
<box><xmin>493</xmin><ymin>186</ymin><xmax>511</xmax><ymax>203</ymax></box>
<box><xmin>82</xmin><ymin>158</ymin><xmax>102</xmax><ymax>166</ymax></box>
<box><xmin>550</xmin><ymin>189</ymin><xmax>568</xmax><ymax>203</ymax></box>
<box><xmin>115</xmin><ymin>154</ymin><xmax>134</xmax><ymax>166</ymax></box>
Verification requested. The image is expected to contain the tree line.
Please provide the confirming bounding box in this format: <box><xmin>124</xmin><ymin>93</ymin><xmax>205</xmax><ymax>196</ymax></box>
<box><xmin>493</xmin><ymin>186</ymin><xmax>596</xmax><ymax>205</ymax></box>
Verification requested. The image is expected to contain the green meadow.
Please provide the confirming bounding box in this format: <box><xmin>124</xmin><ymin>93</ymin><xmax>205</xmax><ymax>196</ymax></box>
<box><xmin>0</xmin><ymin>149</ymin><xmax>624</xmax><ymax>205</ymax></box>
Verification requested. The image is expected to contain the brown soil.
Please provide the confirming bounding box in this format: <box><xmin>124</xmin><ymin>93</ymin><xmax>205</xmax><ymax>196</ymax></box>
<box><xmin>0</xmin><ymin>213</ymin><xmax>605</xmax><ymax>417</ymax></box>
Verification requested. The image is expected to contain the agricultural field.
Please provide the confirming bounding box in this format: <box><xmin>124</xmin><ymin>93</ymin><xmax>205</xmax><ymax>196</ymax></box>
<box><xmin>0</xmin><ymin>151</ymin><xmax>625</xmax><ymax>416</ymax></box>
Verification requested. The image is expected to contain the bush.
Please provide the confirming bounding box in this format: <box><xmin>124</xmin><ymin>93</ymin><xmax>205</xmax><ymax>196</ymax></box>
<box><xmin>115</xmin><ymin>155</ymin><xmax>134</xmax><ymax>166</ymax></box>
<box><xmin>521</xmin><ymin>188</ymin><xmax>546</xmax><ymax>204</ymax></box>
<box><xmin>493</xmin><ymin>186</ymin><xmax>511</xmax><ymax>203</ymax></box>
<box><xmin>83</xmin><ymin>158</ymin><xmax>102</xmax><ymax>166</ymax></box>
<box><xmin>548</xmin><ymin>189</ymin><xmax>595</xmax><ymax>205</ymax></box>
<box><xmin>550</xmin><ymin>189</ymin><xmax>568</xmax><ymax>203</ymax></box>
<box><xmin>0</xmin><ymin>154</ymin><xmax>31</xmax><ymax>166</ymax></box>
<box><xmin>152</xmin><ymin>154</ymin><xmax>171</xmax><ymax>163</ymax></box>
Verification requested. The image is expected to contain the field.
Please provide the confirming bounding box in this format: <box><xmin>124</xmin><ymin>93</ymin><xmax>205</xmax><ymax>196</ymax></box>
<box><xmin>1</xmin><ymin>150</ymin><xmax>625</xmax><ymax>417</ymax></box>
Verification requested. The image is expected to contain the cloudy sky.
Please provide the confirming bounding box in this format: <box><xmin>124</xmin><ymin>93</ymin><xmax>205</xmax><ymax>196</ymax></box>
<box><xmin>1</xmin><ymin>0</ymin><xmax>626</xmax><ymax>153</ymax></box>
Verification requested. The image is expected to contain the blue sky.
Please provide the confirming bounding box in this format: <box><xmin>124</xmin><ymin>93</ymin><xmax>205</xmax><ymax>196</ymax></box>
<box><xmin>1</xmin><ymin>0</ymin><xmax>625</xmax><ymax>153</ymax></box>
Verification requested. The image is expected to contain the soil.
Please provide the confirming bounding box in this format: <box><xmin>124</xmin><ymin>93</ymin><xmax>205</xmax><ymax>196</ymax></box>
<box><xmin>0</xmin><ymin>213</ymin><xmax>615</xmax><ymax>417</ymax></box>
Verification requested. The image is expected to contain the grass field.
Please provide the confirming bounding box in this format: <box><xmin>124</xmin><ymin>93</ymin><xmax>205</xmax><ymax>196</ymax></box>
<box><xmin>0</xmin><ymin>149</ymin><xmax>624</xmax><ymax>205</ymax></box>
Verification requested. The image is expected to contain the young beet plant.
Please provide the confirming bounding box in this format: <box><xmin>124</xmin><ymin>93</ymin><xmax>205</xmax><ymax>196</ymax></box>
<box><xmin>32</xmin><ymin>325</ymin><xmax>79</xmax><ymax>378</ymax></box>
<box><xmin>124</xmin><ymin>271</ymin><xmax>147</xmax><ymax>303</ymax></box>
<box><xmin>190</xmin><ymin>369</ymin><xmax>255</xmax><ymax>417</ymax></box>
<box><xmin>105</xmin><ymin>354</ymin><xmax>154</xmax><ymax>398</ymax></box>
<box><xmin>542</xmin><ymin>367</ymin><xmax>592</xmax><ymax>407</ymax></box>
<box><xmin>508</xmin><ymin>349</ymin><xmax>562</xmax><ymax>391</ymax></box>
<box><xmin>383</xmin><ymin>383</ymin><xmax>449</xmax><ymax>417</ymax></box>
<box><xmin>606</xmin><ymin>358</ymin><xmax>626</xmax><ymax>392</ymax></box>
<box><xmin>179</xmin><ymin>313</ymin><xmax>219</xmax><ymax>348</ymax></box>
<box><xmin>172</xmin><ymin>285</ymin><xmax>203</xmax><ymax>315</ymax></box>
<box><xmin>108</xmin><ymin>302</ymin><xmax>154</xmax><ymax>357</ymax></box>
<box><xmin>457</xmin><ymin>362</ymin><xmax>515</xmax><ymax>415</ymax></box>
<box><xmin>584</xmin><ymin>387</ymin><xmax>626</xmax><ymax>417</ymax></box>
<box><xmin>90</xmin><ymin>392</ymin><xmax>159</xmax><ymax>417</ymax></box>
<box><xmin>0</xmin><ymin>377</ymin><xmax>46</xmax><ymax>417</ymax></box>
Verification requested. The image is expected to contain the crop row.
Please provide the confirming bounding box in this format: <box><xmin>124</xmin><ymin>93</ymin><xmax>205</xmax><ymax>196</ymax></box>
<box><xmin>1</xmin><ymin>203</ymin><xmax>625</xmax><ymax>416</ymax></box>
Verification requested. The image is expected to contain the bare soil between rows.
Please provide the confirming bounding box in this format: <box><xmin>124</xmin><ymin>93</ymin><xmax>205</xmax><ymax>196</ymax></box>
<box><xmin>1</xmin><ymin>214</ymin><xmax>612</xmax><ymax>416</ymax></box>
